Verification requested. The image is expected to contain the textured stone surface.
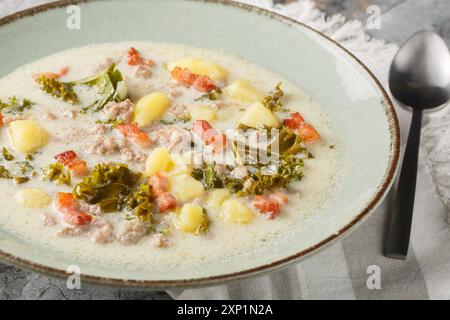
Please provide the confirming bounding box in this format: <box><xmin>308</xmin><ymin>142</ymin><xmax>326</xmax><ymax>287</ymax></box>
<box><xmin>0</xmin><ymin>0</ymin><xmax>449</xmax><ymax>300</ymax></box>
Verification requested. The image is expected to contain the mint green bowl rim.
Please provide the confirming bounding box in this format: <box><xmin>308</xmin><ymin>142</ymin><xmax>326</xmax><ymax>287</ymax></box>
<box><xmin>0</xmin><ymin>0</ymin><xmax>400</xmax><ymax>289</ymax></box>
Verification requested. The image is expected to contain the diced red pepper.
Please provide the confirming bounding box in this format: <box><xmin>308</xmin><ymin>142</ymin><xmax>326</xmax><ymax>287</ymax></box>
<box><xmin>149</xmin><ymin>172</ymin><xmax>169</xmax><ymax>195</ymax></box>
<box><xmin>154</xmin><ymin>191</ymin><xmax>177</xmax><ymax>213</ymax></box>
<box><xmin>193</xmin><ymin>120</ymin><xmax>227</xmax><ymax>153</ymax></box>
<box><xmin>192</xmin><ymin>75</ymin><xmax>217</xmax><ymax>93</ymax></box>
<box><xmin>283</xmin><ymin>112</ymin><xmax>305</xmax><ymax>129</ymax></box>
<box><xmin>116</xmin><ymin>123</ymin><xmax>152</xmax><ymax>148</ymax></box>
<box><xmin>55</xmin><ymin>150</ymin><xmax>88</xmax><ymax>177</ymax></box>
<box><xmin>55</xmin><ymin>192</ymin><xmax>92</xmax><ymax>226</ymax></box>
<box><xmin>299</xmin><ymin>123</ymin><xmax>320</xmax><ymax>143</ymax></box>
<box><xmin>0</xmin><ymin>112</ymin><xmax>3</xmax><ymax>127</ymax></box>
<box><xmin>171</xmin><ymin>66</ymin><xmax>198</xmax><ymax>87</ymax></box>
<box><xmin>210</xmin><ymin>134</ymin><xmax>227</xmax><ymax>153</ymax></box>
<box><xmin>126</xmin><ymin>47</ymin><xmax>155</xmax><ymax>66</ymax></box>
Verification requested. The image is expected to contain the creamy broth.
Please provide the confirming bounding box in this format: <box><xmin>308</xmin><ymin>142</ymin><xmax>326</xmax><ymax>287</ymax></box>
<box><xmin>0</xmin><ymin>42</ymin><xmax>342</xmax><ymax>269</ymax></box>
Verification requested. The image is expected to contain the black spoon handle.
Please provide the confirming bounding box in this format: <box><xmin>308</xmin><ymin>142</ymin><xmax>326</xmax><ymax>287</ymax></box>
<box><xmin>386</xmin><ymin>108</ymin><xmax>423</xmax><ymax>259</ymax></box>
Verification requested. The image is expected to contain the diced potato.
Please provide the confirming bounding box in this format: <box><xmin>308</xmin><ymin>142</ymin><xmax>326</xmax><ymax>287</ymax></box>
<box><xmin>240</xmin><ymin>102</ymin><xmax>280</xmax><ymax>128</ymax></box>
<box><xmin>207</xmin><ymin>189</ymin><xmax>231</xmax><ymax>209</ymax></box>
<box><xmin>133</xmin><ymin>92</ymin><xmax>170</xmax><ymax>128</ymax></box>
<box><xmin>145</xmin><ymin>147</ymin><xmax>173</xmax><ymax>177</ymax></box>
<box><xmin>220</xmin><ymin>199</ymin><xmax>254</xmax><ymax>224</ymax></box>
<box><xmin>168</xmin><ymin>174</ymin><xmax>205</xmax><ymax>202</ymax></box>
<box><xmin>177</xmin><ymin>203</ymin><xmax>208</xmax><ymax>233</ymax></box>
<box><xmin>188</xmin><ymin>105</ymin><xmax>217</xmax><ymax>122</ymax></box>
<box><xmin>167</xmin><ymin>58</ymin><xmax>228</xmax><ymax>81</ymax></box>
<box><xmin>14</xmin><ymin>188</ymin><xmax>52</xmax><ymax>208</ymax></box>
<box><xmin>223</xmin><ymin>80</ymin><xmax>264</xmax><ymax>102</ymax></box>
<box><xmin>8</xmin><ymin>120</ymin><xmax>49</xmax><ymax>153</ymax></box>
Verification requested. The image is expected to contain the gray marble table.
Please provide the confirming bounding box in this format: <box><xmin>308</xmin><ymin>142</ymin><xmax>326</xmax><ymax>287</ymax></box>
<box><xmin>1</xmin><ymin>0</ymin><xmax>449</xmax><ymax>300</ymax></box>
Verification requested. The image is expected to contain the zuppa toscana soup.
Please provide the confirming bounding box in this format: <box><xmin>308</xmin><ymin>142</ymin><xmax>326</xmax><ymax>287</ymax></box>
<box><xmin>0</xmin><ymin>42</ymin><xmax>342</xmax><ymax>268</ymax></box>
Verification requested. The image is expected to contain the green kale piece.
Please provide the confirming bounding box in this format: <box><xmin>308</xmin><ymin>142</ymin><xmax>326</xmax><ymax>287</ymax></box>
<box><xmin>1</xmin><ymin>147</ymin><xmax>14</xmax><ymax>161</ymax></box>
<box><xmin>262</xmin><ymin>82</ymin><xmax>284</xmax><ymax>112</ymax></box>
<box><xmin>119</xmin><ymin>184</ymin><xmax>154</xmax><ymax>223</ymax></box>
<box><xmin>194</xmin><ymin>88</ymin><xmax>222</xmax><ymax>102</ymax></box>
<box><xmin>36</xmin><ymin>75</ymin><xmax>79</xmax><ymax>104</ymax></box>
<box><xmin>42</xmin><ymin>162</ymin><xmax>71</xmax><ymax>186</ymax></box>
<box><xmin>73</xmin><ymin>163</ymin><xmax>141</xmax><ymax>213</ymax></box>
<box><xmin>0</xmin><ymin>96</ymin><xmax>34</xmax><ymax>114</ymax></box>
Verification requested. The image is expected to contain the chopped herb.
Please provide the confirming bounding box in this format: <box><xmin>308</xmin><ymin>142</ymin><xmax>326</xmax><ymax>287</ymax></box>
<box><xmin>42</xmin><ymin>162</ymin><xmax>71</xmax><ymax>186</ymax></box>
<box><xmin>194</xmin><ymin>88</ymin><xmax>222</xmax><ymax>101</ymax></box>
<box><xmin>0</xmin><ymin>96</ymin><xmax>34</xmax><ymax>114</ymax></box>
<box><xmin>119</xmin><ymin>184</ymin><xmax>154</xmax><ymax>223</ymax></box>
<box><xmin>73</xmin><ymin>163</ymin><xmax>141</xmax><ymax>213</ymax></box>
<box><xmin>1</xmin><ymin>147</ymin><xmax>14</xmax><ymax>161</ymax></box>
<box><xmin>36</xmin><ymin>75</ymin><xmax>79</xmax><ymax>104</ymax></box>
<box><xmin>0</xmin><ymin>165</ymin><xmax>12</xmax><ymax>179</ymax></box>
<box><xmin>95</xmin><ymin>119</ymin><xmax>124</xmax><ymax>128</ymax></box>
<box><xmin>14</xmin><ymin>176</ymin><xmax>30</xmax><ymax>184</ymax></box>
<box><xmin>278</xmin><ymin>126</ymin><xmax>305</xmax><ymax>156</ymax></box>
<box><xmin>25</xmin><ymin>154</ymin><xmax>34</xmax><ymax>161</ymax></box>
<box><xmin>16</xmin><ymin>161</ymin><xmax>34</xmax><ymax>175</ymax></box>
<box><xmin>262</xmin><ymin>82</ymin><xmax>284</xmax><ymax>112</ymax></box>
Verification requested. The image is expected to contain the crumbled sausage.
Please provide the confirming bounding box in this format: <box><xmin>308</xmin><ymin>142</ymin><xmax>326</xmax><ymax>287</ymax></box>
<box><xmin>168</xmin><ymin>103</ymin><xmax>190</xmax><ymax>119</ymax></box>
<box><xmin>155</xmin><ymin>126</ymin><xmax>191</xmax><ymax>152</ymax></box>
<box><xmin>134</xmin><ymin>65</ymin><xmax>152</xmax><ymax>78</ymax></box>
<box><xmin>56</xmin><ymin>226</ymin><xmax>84</xmax><ymax>237</ymax></box>
<box><xmin>117</xmin><ymin>219</ymin><xmax>146</xmax><ymax>245</ymax></box>
<box><xmin>149</xmin><ymin>233</ymin><xmax>171</xmax><ymax>248</ymax></box>
<box><xmin>90</xmin><ymin>220</ymin><xmax>115</xmax><ymax>244</ymax></box>
<box><xmin>41</xmin><ymin>213</ymin><xmax>57</xmax><ymax>226</ymax></box>
<box><xmin>62</xmin><ymin>110</ymin><xmax>77</xmax><ymax>119</ymax></box>
<box><xmin>96</xmin><ymin>57</ymin><xmax>115</xmax><ymax>71</ymax></box>
<box><xmin>102</xmin><ymin>99</ymin><xmax>135</xmax><ymax>123</ymax></box>
<box><xmin>42</xmin><ymin>112</ymin><xmax>58</xmax><ymax>121</ymax></box>
<box><xmin>78</xmin><ymin>201</ymin><xmax>102</xmax><ymax>216</ymax></box>
<box><xmin>87</xmin><ymin>136</ymin><xmax>119</xmax><ymax>155</ymax></box>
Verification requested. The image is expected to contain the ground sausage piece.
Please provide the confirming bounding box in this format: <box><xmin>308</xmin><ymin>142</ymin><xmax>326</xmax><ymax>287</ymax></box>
<box><xmin>87</xmin><ymin>136</ymin><xmax>119</xmax><ymax>155</ymax></box>
<box><xmin>42</xmin><ymin>112</ymin><xmax>58</xmax><ymax>121</ymax></box>
<box><xmin>168</xmin><ymin>103</ymin><xmax>190</xmax><ymax>119</ymax></box>
<box><xmin>78</xmin><ymin>201</ymin><xmax>102</xmax><ymax>216</ymax></box>
<box><xmin>149</xmin><ymin>233</ymin><xmax>171</xmax><ymax>248</ymax></box>
<box><xmin>134</xmin><ymin>65</ymin><xmax>152</xmax><ymax>78</ymax></box>
<box><xmin>117</xmin><ymin>219</ymin><xmax>147</xmax><ymax>245</ymax></box>
<box><xmin>90</xmin><ymin>221</ymin><xmax>115</xmax><ymax>244</ymax></box>
<box><xmin>56</xmin><ymin>226</ymin><xmax>84</xmax><ymax>237</ymax></box>
<box><xmin>41</xmin><ymin>213</ymin><xmax>57</xmax><ymax>226</ymax></box>
<box><xmin>102</xmin><ymin>99</ymin><xmax>135</xmax><ymax>123</ymax></box>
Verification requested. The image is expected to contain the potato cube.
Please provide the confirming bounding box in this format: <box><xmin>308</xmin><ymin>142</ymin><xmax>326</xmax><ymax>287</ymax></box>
<box><xmin>14</xmin><ymin>188</ymin><xmax>52</xmax><ymax>208</ymax></box>
<box><xmin>168</xmin><ymin>174</ymin><xmax>205</xmax><ymax>202</ymax></box>
<box><xmin>145</xmin><ymin>147</ymin><xmax>173</xmax><ymax>177</ymax></box>
<box><xmin>167</xmin><ymin>58</ymin><xmax>228</xmax><ymax>81</ymax></box>
<box><xmin>8</xmin><ymin>120</ymin><xmax>49</xmax><ymax>153</ymax></box>
<box><xmin>177</xmin><ymin>203</ymin><xmax>209</xmax><ymax>233</ymax></box>
<box><xmin>240</xmin><ymin>102</ymin><xmax>280</xmax><ymax>128</ymax></box>
<box><xmin>223</xmin><ymin>80</ymin><xmax>263</xmax><ymax>102</ymax></box>
<box><xmin>188</xmin><ymin>105</ymin><xmax>217</xmax><ymax>122</ymax></box>
<box><xmin>220</xmin><ymin>199</ymin><xmax>254</xmax><ymax>224</ymax></box>
<box><xmin>133</xmin><ymin>92</ymin><xmax>170</xmax><ymax>128</ymax></box>
<box><xmin>207</xmin><ymin>189</ymin><xmax>231</xmax><ymax>209</ymax></box>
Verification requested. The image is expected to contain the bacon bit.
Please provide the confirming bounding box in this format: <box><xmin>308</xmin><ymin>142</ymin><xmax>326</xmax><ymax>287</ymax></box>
<box><xmin>171</xmin><ymin>67</ymin><xmax>217</xmax><ymax>92</ymax></box>
<box><xmin>149</xmin><ymin>172</ymin><xmax>169</xmax><ymax>195</ymax></box>
<box><xmin>299</xmin><ymin>123</ymin><xmax>320</xmax><ymax>143</ymax></box>
<box><xmin>116</xmin><ymin>123</ymin><xmax>152</xmax><ymax>148</ymax></box>
<box><xmin>126</xmin><ymin>47</ymin><xmax>155</xmax><ymax>66</ymax></box>
<box><xmin>192</xmin><ymin>76</ymin><xmax>217</xmax><ymax>93</ymax></box>
<box><xmin>193</xmin><ymin>120</ymin><xmax>227</xmax><ymax>153</ymax></box>
<box><xmin>283</xmin><ymin>112</ymin><xmax>320</xmax><ymax>143</ymax></box>
<box><xmin>0</xmin><ymin>112</ymin><xmax>3</xmax><ymax>127</ymax></box>
<box><xmin>154</xmin><ymin>191</ymin><xmax>177</xmax><ymax>213</ymax></box>
<box><xmin>36</xmin><ymin>67</ymin><xmax>70</xmax><ymax>80</ymax></box>
<box><xmin>253</xmin><ymin>193</ymin><xmax>289</xmax><ymax>219</ymax></box>
<box><xmin>283</xmin><ymin>112</ymin><xmax>305</xmax><ymax>129</ymax></box>
<box><xmin>55</xmin><ymin>150</ymin><xmax>88</xmax><ymax>177</ymax></box>
<box><xmin>55</xmin><ymin>192</ymin><xmax>93</xmax><ymax>226</ymax></box>
<box><xmin>171</xmin><ymin>66</ymin><xmax>198</xmax><ymax>87</ymax></box>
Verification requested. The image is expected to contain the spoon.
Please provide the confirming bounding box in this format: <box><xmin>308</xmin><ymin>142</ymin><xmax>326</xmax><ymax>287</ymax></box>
<box><xmin>386</xmin><ymin>31</ymin><xmax>450</xmax><ymax>259</ymax></box>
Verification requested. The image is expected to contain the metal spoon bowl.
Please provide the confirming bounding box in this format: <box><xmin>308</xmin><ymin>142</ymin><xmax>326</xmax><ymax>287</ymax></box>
<box><xmin>386</xmin><ymin>31</ymin><xmax>450</xmax><ymax>259</ymax></box>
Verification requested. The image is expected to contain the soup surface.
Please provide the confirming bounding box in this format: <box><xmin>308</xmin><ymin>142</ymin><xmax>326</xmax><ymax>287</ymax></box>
<box><xmin>0</xmin><ymin>42</ymin><xmax>342</xmax><ymax>270</ymax></box>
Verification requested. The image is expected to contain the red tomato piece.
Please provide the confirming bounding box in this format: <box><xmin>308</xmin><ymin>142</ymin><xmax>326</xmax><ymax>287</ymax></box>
<box><xmin>0</xmin><ymin>112</ymin><xmax>3</xmax><ymax>127</ymax></box>
<box><xmin>154</xmin><ymin>191</ymin><xmax>177</xmax><ymax>213</ymax></box>
<box><xmin>116</xmin><ymin>123</ymin><xmax>152</xmax><ymax>148</ymax></box>
<box><xmin>55</xmin><ymin>150</ymin><xmax>88</xmax><ymax>177</ymax></box>
<box><xmin>299</xmin><ymin>123</ymin><xmax>320</xmax><ymax>143</ymax></box>
<box><xmin>55</xmin><ymin>192</ymin><xmax>92</xmax><ymax>226</ymax></box>
<box><xmin>283</xmin><ymin>112</ymin><xmax>305</xmax><ymax>129</ymax></box>
<box><xmin>171</xmin><ymin>67</ymin><xmax>198</xmax><ymax>87</ymax></box>
<box><xmin>193</xmin><ymin>120</ymin><xmax>216</xmax><ymax>144</ymax></box>
<box><xmin>192</xmin><ymin>75</ymin><xmax>217</xmax><ymax>93</ymax></box>
<box><xmin>210</xmin><ymin>134</ymin><xmax>227</xmax><ymax>153</ymax></box>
